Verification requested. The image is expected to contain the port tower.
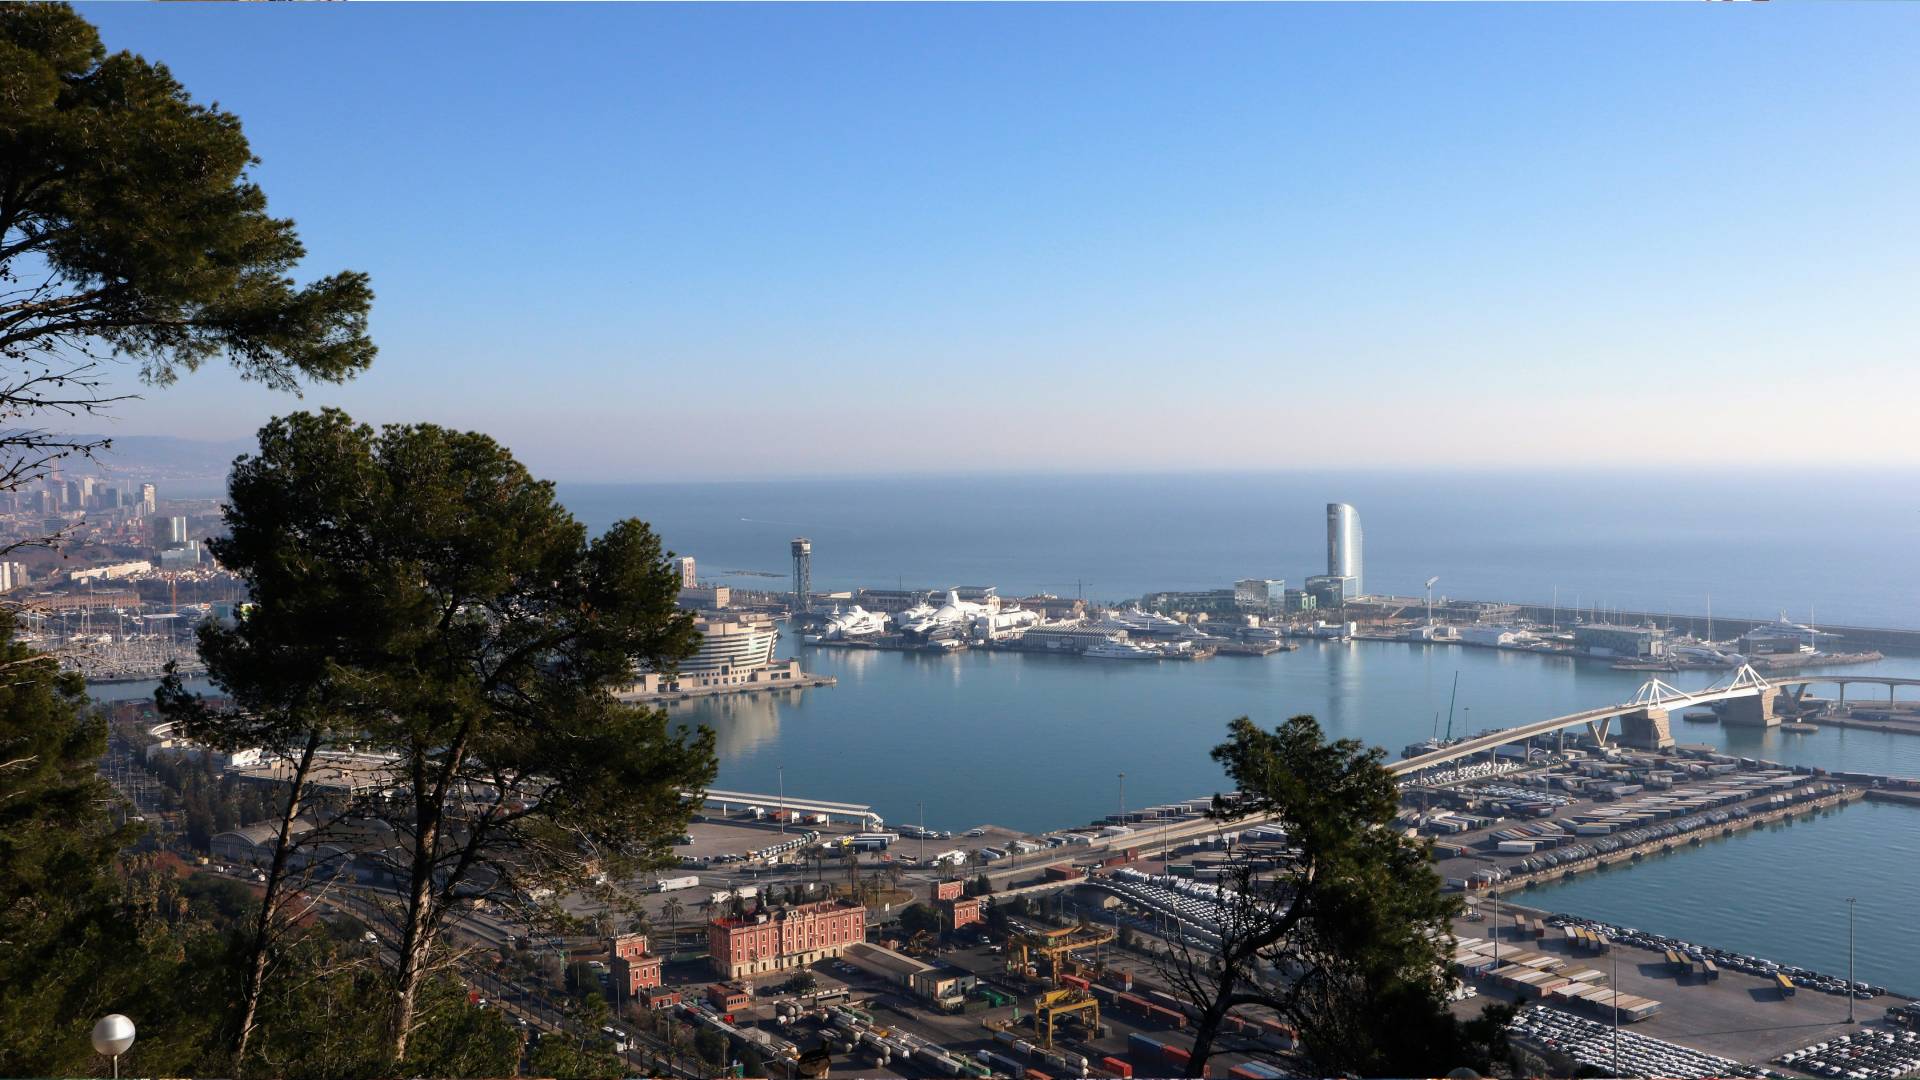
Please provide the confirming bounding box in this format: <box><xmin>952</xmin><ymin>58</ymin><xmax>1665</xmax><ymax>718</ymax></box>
<box><xmin>790</xmin><ymin>538</ymin><xmax>812</xmax><ymax>614</ymax></box>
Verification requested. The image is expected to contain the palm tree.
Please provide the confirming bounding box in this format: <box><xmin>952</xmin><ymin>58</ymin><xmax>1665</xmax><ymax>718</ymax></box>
<box><xmin>662</xmin><ymin>897</ymin><xmax>684</xmax><ymax>949</ymax></box>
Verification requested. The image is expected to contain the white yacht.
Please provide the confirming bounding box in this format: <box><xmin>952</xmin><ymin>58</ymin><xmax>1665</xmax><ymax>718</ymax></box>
<box><xmin>1084</xmin><ymin>636</ymin><xmax>1160</xmax><ymax>660</ymax></box>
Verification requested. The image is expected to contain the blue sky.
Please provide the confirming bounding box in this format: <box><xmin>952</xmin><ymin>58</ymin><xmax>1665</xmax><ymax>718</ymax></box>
<box><xmin>79</xmin><ymin>3</ymin><xmax>1920</xmax><ymax>480</ymax></box>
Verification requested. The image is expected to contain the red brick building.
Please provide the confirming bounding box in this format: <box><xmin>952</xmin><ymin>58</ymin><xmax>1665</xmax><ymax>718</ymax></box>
<box><xmin>633</xmin><ymin>986</ymin><xmax>681</xmax><ymax>1011</ymax></box>
<box><xmin>945</xmin><ymin>896</ymin><xmax>983</xmax><ymax>931</ymax></box>
<box><xmin>933</xmin><ymin>879</ymin><xmax>981</xmax><ymax>931</ymax></box>
<box><xmin>707</xmin><ymin>899</ymin><xmax>867</xmax><ymax>979</ymax></box>
<box><xmin>607</xmin><ymin>932</ymin><xmax>663</xmax><ymax>1001</ymax></box>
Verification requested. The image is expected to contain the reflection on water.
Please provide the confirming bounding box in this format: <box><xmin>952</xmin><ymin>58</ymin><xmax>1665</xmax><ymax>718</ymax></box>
<box><xmin>668</xmin><ymin>690</ymin><xmax>790</xmax><ymax>759</ymax></box>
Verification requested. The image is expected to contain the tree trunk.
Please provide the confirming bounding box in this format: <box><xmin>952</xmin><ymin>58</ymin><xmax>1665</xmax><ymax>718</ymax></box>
<box><xmin>387</xmin><ymin>803</ymin><xmax>444</xmax><ymax>1063</ymax></box>
<box><xmin>234</xmin><ymin>730</ymin><xmax>321</xmax><ymax>1067</ymax></box>
<box><xmin>1184</xmin><ymin>988</ymin><xmax>1236</xmax><ymax>1078</ymax></box>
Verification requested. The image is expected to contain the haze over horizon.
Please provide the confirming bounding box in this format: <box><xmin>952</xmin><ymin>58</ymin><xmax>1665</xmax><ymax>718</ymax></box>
<box><xmin>78</xmin><ymin>3</ymin><xmax>1920</xmax><ymax>481</ymax></box>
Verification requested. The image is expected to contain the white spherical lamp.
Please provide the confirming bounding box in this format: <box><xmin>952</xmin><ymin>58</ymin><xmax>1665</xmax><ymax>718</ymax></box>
<box><xmin>91</xmin><ymin>1014</ymin><xmax>135</xmax><ymax>1078</ymax></box>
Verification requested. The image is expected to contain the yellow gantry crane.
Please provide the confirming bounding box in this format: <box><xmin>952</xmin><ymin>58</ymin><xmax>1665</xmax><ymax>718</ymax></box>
<box><xmin>1033</xmin><ymin>988</ymin><xmax>1101</xmax><ymax>1049</ymax></box>
<box><xmin>1005</xmin><ymin>921</ymin><xmax>1117</xmax><ymax>978</ymax></box>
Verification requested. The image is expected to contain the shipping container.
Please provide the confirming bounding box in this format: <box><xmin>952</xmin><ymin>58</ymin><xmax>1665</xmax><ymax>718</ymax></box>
<box><xmin>1026</xmin><ymin>1069</ymin><xmax>1053</xmax><ymax>1080</ymax></box>
<box><xmin>1060</xmin><ymin>974</ymin><xmax>1091</xmax><ymax>993</ymax></box>
<box><xmin>1142</xmin><ymin>1004</ymin><xmax>1187</xmax><ymax>1029</ymax></box>
<box><xmin>1101</xmin><ymin>1056</ymin><xmax>1133</xmax><ymax>1079</ymax></box>
<box><xmin>1163</xmin><ymin>1044</ymin><xmax>1191</xmax><ymax>1067</ymax></box>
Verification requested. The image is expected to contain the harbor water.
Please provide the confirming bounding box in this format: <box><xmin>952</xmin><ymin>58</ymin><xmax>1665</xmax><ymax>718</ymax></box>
<box><xmin>677</xmin><ymin>640</ymin><xmax>1920</xmax><ymax>834</ymax></box>
<box><xmin>1519</xmin><ymin>798</ymin><xmax>1920</xmax><ymax>996</ymax></box>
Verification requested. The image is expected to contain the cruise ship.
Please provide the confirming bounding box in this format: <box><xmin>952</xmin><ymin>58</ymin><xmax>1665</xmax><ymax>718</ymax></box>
<box><xmin>897</xmin><ymin>589</ymin><xmax>993</xmax><ymax>640</ymax></box>
<box><xmin>805</xmin><ymin>605</ymin><xmax>889</xmax><ymax>643</ymax></box>
<box><xmin>1093</xmin><ymin>607</ymin><xmax>1208</xmax><ymax>641</ymax></box>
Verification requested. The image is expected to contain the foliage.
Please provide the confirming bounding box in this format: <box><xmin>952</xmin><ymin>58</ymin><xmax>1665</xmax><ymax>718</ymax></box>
<box><xmin>0</xmin><ymin>610</ymin><xmax>151</xmax><ymax>1073</ymax></box>
<box><xmin>239</xmin><ymin>928</ymin><xmax>520</xmax><ymax>1080</ymax></box>
<box><xmin>1157</xmin><ymin>715</ymin><xmax>1511</xmax><ymax>1077</ymax></box>
<box><xmin>897</xmin><ymin>901</ymin><xmax>942</xmax><ymax>940</ymax></box>
<box><xmin>528</xmin><ymin>1033</ymin><xmax>624</xmax><ymax>1080</ymax></box>
<box><xmin>781</xmin><ymin>971</ymin><xmax>819</xmax><ymax>995</ymax></box>
<box><xmin>198</xmin><ymin>409</ymin><xmax>717</xmax><ymax>1061</ymax></box>
<box><xmin>0</xmin><ymin>3</ymin><xmax>372</xmax><ymax>513</ymax></box>
<box><xmin>693</xmin><ymin>1026</ymin><xmax>728</xmax><ymax>1068</ymax></box>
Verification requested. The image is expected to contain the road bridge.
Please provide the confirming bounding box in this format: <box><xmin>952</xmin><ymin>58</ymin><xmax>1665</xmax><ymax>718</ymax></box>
<box><xmin>1390</xmin><ymin>664</ymin><xmax>1836</xmax><ymax>776</ymax></box>
<box><xmin>1768</xmin><ymin>674</ymin><xmax>1920</xmax><ymax>712</ymax></box>
<box><xmin>685</xmin><ymin>787</ymin><xmax>885</xmax><ymax>827</ymax></box>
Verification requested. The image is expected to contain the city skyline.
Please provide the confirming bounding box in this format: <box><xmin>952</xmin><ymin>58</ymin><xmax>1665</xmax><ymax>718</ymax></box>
<box><xmin>73</xmin><ymin>2</ymin><xmax>1920</xmax><ymax>481</ymax></box>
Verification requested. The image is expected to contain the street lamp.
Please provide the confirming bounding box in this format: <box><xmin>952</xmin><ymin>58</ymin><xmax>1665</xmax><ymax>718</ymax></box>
<box><xmin>1847</xmin><ymin>896</ymin><xmax>1858</xmax><ymax>1024</ymax></box>
<box><xmin>1490</xmin><ymin>888</ymin><xmax>1500</xmax><ymax>968</ymax></box>
<box><xmin>92</xmin><ymin>1014</ymin><xmax>135</xmax><ymax>1080</ymax></box>
<box><xmin>1610</xmin><ymin>940</ymin><xmax>1619</xmax><ymax>1074</ymax></box>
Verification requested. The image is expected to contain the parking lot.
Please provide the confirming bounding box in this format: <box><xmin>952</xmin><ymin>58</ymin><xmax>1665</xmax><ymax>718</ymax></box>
<box><xmin>1453</xmin><ymin>906</ymin><xmax>1911</xmax><ymax>1064</ymax></box>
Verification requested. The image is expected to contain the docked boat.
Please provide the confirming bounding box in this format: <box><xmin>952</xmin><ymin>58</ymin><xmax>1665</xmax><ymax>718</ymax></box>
<box><xmin>812</xmin><ymin>604</ymin><xmax>890</xmax><ymax>641</ymax></box>
<box><xmin>1084</xmin><ymin>637</ymin><xmax>1160</xmax><ymax>660</ymax></box>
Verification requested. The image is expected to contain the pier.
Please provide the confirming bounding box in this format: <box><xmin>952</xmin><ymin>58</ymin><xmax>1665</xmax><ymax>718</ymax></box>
<box><xmin>1473</xmin><ymin>787</ymin><xmax>1864</xmax><ymax>897</ymax></box>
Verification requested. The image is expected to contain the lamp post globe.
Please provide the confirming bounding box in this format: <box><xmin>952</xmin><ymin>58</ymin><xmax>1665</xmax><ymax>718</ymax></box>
<box><xmin>91</xmin><ymin>1015</ymin><xmax>135</xmax><ymax>1058</ymax></box>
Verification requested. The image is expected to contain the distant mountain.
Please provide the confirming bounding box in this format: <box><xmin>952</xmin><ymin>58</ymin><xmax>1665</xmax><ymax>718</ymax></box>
<box><xmin>56</xmin><ymin>434</ymin><xmax>253</xmax><ymax>485</ymax></box>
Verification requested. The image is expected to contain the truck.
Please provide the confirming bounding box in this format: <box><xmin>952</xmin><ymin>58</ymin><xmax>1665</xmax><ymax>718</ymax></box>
<box><xmin>655</xmin><ymin>875</ymin><xmax>699</xmax><ymax>893</ymax></box>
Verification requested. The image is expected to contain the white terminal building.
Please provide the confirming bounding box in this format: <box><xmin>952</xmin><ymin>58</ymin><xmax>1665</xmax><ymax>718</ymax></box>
<box><xmin>620</xmin><ymin>614</ymin><xmax>806</xmax><ymax>696</ymax></box>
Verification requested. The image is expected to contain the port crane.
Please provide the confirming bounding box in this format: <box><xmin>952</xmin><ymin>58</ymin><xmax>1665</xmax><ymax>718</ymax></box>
<box><xmin>1031</xmin><ymin>987</ymin><xmax>1101</xmax><ymax>1049</ymax></box>
<box><xmin>1004</xmin><ymin>921</ymin><xmax>1117</xmax><ymax>979</ymax></box>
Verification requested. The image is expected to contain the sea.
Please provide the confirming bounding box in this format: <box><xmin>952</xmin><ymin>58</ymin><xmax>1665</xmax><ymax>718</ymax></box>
<box><xmin>100</xmin><ymin>471</ymin><xmax>1920</xmax><ymax>995</ymax></box>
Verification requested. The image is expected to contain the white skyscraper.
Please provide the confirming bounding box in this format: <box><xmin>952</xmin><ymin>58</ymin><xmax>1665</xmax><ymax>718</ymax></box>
<box><xmin>1326</xmin><ymin>502</ymin><xmax>1362</xmax><ymax>598</ymax></box>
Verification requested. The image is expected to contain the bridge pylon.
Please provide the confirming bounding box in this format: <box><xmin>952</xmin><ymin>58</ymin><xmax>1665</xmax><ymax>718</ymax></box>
<box><xmin>1708</xmin><ymin>663</ymin><xmax>1772</xmax><ymax>695</ymax></box>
